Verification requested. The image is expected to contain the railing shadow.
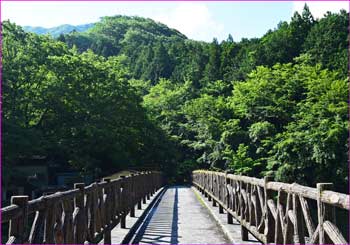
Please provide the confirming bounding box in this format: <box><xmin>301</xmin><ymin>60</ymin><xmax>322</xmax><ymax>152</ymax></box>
<box><xmin>132</xmin><ymin>186</ymin><xmax>181</xmax><ymax>244</ymax></box>
<box><xmin>171</xmin><ymin>187</ymin><xmax>179</xmax><ymax>244</ymax></box>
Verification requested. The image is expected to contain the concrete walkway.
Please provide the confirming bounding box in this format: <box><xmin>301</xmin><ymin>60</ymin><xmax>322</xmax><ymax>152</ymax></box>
<box><xmin>192</xmin><ymin>187</ymin><xmax>260</xmax><ymax>244</ymax></box>
<box><xmin>130</xmin><ymin>186</ymin><xmax>230</xmax><ymax>244</ymax></box>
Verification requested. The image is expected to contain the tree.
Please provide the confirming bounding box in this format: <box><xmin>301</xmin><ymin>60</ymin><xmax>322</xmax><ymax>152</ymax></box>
<box><xmin>149</xmin><ymin>42</ymin><xmax>173</xmax><ymax>82</ymax></box>
<box><xmin>202</xmin><ymin>38</ymin><xmax>221</xmax><ymax>85</ymax></box>
<box><xmin>303</xmin><ymin>10</ymin><xmax>348</xmax><ymax>76</ymax></box>
<box><xmin>268</xmin><ymin>64</ymin><xmax>348</xmax><ymax>190</ymax></box>
<box><xmin>2</xmin><ymin>21</ymin><xmax>176</xmax><ymax>177</ymax></box>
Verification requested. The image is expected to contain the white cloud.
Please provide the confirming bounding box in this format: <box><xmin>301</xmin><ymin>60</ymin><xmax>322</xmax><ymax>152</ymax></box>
<box><xmin>293</xmin><ymin>1</ymin><xmax>349</xmax><ymax>19</ymax></box>
<box><xmin>153</xmin><ymin>3</ymin><xmax>225</xmax><ymax>42</ymax></box>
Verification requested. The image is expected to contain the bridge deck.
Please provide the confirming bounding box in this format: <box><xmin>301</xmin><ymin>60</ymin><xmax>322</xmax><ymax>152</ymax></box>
<box><xmin>112</xmin><ymin>186</ymin><xmax>260</xmax><ymax>244</ymax></box>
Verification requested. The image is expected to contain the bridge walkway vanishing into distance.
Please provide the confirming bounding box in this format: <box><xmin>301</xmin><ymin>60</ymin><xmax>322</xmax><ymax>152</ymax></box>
<box><xmin>109</xmin><ymin>186</ymin><xmax>258</xmax><ymax>244</ymax></box>
<box><xmin>1</xmin><ymin>170</ymin><xmax>349</xmax><ymax>244</ymax></box>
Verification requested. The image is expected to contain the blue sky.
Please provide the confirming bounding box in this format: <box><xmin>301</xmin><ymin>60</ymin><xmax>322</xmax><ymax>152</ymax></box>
<box><xmin>2</xmin><ymin>1</ymin><xmax>348</xmax><ymax>42</ymax></box>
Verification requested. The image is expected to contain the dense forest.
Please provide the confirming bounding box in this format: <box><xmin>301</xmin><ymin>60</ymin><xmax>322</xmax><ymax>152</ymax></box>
<box><xmin>3</xmin><ymin>5</ymin><xmax>349</xmax><ymax>191</ymax></box>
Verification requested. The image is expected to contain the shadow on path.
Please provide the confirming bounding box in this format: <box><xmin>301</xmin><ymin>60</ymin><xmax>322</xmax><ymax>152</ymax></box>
<box><xmin>131</xmin><ymin>186</ymin><xmax>181</xmax><ymax>244</ymax></box>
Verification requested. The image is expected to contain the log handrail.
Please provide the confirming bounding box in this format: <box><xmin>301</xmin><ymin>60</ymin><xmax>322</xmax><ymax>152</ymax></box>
<box><xmin>1</xmin><ymin>171</ymin><xmax>163</xmax><ymax>244</ymax></box>
<box><xmin>192</xmin><ymin>170</ymin><xmax>349</xmax><ymax>244</ymax></box>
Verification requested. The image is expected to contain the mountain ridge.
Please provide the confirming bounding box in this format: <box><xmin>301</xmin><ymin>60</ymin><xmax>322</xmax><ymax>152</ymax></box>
<box><xmin>23</xmin><ymin>23</ymin><xmax>95</xmax><ymax>37</ymax></box>
<box><xmin>22</xmin><ymin>15</ymin><xmax>188</xmax><ymax>40</ymax></box>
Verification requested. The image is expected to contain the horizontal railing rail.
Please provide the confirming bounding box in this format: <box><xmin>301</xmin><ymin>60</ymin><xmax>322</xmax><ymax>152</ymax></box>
<box><xmin>192</xmin><ymin>170</ymin><xmax>349</xmax><ymax>244</ymax></box>
<box><xmin>1</xmin><ymin>171</ymin><xmax>163</xmax><ymax>244</ymax></box>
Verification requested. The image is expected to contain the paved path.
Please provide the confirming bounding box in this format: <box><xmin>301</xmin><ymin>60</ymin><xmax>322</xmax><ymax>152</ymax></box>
<box><xmin>107</xmin><ymin>188</ymin><xmax>164</xmax><ymax>244</ymax></box>
<box><xmin>192</xmin><ymin>187</ymin><xmax>260</xmax><ymax>244</ymax></box>
<box><xmin>130</xmin><ymin>186</ymin><xmax>230</xmax><ymax>244</ymax></box>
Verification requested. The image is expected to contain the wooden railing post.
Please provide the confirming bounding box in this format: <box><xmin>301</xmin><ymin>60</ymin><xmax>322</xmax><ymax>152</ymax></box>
<box><xmin>292</xmin><ymin>184</ymin><xmax>305</xmax><ymax>244</ymax></box>
<box><xmin>241</xmin><ymin>225</ymin><xmax>249</xmax><ymax>241</ymax></box>
<box><xmin>152</xmin><ymin>172</ymin><xmax>156</xmax><ymax>195</ymax></box>
<box><xmin>74</xmin><ymin>183</ymin><xmax>86</xmax><ymax>244</ymax></box>
<box><xmin>218</xmin><ymin>174</ymin><xmax>224</xmax><ymax>213</ymax></box>
<box><xmin>28</xmin><ymin>206</ymin><xmax>45</xmax><ymax>243</ymax></box>
<box><xmin>264</xmin><ymin>175</ymin><xmax>275</xmax><ymax>243</ymax></box>
<box><xmin>136</xmin><ymin>173</ymin><xmax>142</xmax><ymax>210</ymax></box>
<box><xmin>130</xmin><ymin>174</ymin><xmax>136</xmax><ymax>217</ymax></box>
<box><xmin>219</xmin><ymin>204</ymin><xmax>224</xmax><ymax>213</ymax></box>
<box><xmin>44</xmin><ymin>197</ymin><xmax>57</xmax><ymax>244</ymax></box>
<box><xmin>317</xmin><ymin>183</ymin><xmax>334</xmax><ymax>244</ymax></box>
<box><xmin>62</xmin><ymin>199</ymin><xmax>74</xmax><ymax>244</ymax></box>
<box><xmin>207</xmin><ymin>174</ymin><xmax>211</xmax><ymax>200</ymax></box>
<box><xmin>8</xmin><ymin>196</ymin><xmax>29</xmax><ymax>243</ymax></box>
<box><xmin>240</xmin><ymin>178</ymin><xmax>249</xmax><ymax>241</ymax></box>
<box><xmin>120</xmin><ymin>176</ymin><xmax>127</xmax><ymax>229</ymax></box>
<box><xmin>227</xmin><ymin>211</ymin><xmax>234</xmax><ymax>224</ymax></box>
<box><xmin>137</xmin><ymin>196</ymin><xmax>142</xmax><ymax>209</ymax></box>
<box><xmin>103</xmin><ymin>178</ymin><xmax>112</xmax><ymax>244</ymax></box>
<box><xmin>274</xmin><ymin>188</ymin><xmax>284</xmax><ymax>244</ymax></box>
<box><xmin>226</xmin><ymin>177</ymin><xmax>234</xmax><ymax>224</ymax></box>
<box><xmin>212</xmin><ymin>175</ymin><xmax>217</xmax><ymax>206</ymax></box>
<box><xmin>54</xmin><ymin>202</ymin><xmax>64</xmax><ymax>244</ymax></box>
<box><xmin>89</xmin><ymin>183</ymin><xmax>98</xmax><ymax>241</ymax></box>
<box><xmin>146</xmin><ymin>172</ymin><xmax>151</xmax><ymax>200</ymax></box>
<box><xmin>141</xmin><ymin>173</ymin><xmax>147</xmax><ymax>204</ymax></box>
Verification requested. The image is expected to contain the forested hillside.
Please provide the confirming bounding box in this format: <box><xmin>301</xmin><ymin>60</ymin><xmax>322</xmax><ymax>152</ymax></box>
<box><xmin>3</xmin><ymin>5</ymin><xmax>349</xmax><ymax>190</ymax></box>
<box><xmin>23</xmin><ymin>23</ymin><xmax>94</xmax><ymax>37</ymax></box>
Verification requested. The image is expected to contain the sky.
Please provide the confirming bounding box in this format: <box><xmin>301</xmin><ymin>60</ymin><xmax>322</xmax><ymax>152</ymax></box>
<box><xmin>1</xmin><ymin>1</ymin><xmax>349</xmax><ymax>42</ymax></box>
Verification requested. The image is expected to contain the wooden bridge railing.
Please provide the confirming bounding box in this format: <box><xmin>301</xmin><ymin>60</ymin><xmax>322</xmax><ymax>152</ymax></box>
<box><xmin>1</xmin><ymin>171</ymin><xmax>163</xmax><ymax>244</ymax></box>
<box><xmin>192</xmin><ymin>170</ymin><xmax>349</xmax><ymax>244</ymax></box>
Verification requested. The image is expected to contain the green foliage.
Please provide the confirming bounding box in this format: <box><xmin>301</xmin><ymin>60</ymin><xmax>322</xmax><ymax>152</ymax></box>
<box><xmin>227</xmin><ymin>144</ymin><xmax>260</xmax><ymax>175</ymax></box>
<box><xmin>269</xmin><ymin>67</ymin><xmax>348</xmax><ymax>190</ymax></box>
<box><xmin>4</xmin><ymin>6</ymin><xmax>348</xmax><ymax>189</ymax></box>
<box><xmin>249</xmin><ymin>121</ymin><xmax>275</xmax><ymax>143</ymax></box>
<box><xmin>3</xmin><ymin>21</ymin><xmax>176</xmax><ymax>177</ymax></box>
<box><xmin>230</xmin><ymin>64</ymin><xmax>305</xmax><ymax>127</ymax></box>
<box><xmin>202</xmin><ymin>38</ymin><xmax>222</xmax><ymax>85</ymax></box>
<box><xmin>62</xmin><ymin>16</ymin><xmax>186</xmax><ymax>83</ymax></box>
<box><xmin>255</xmin><ymin>5</ymin><xmax>314</xmax><ymax>67</ymax></box>
<box><xmin>303</xmin><ymin>10</ymin><xmax>348</xmax><ymax>76</ymax></box>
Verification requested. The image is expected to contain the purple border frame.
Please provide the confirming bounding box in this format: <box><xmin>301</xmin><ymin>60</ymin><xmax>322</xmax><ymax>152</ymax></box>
<box><xmin>0</xmin><ymin>0</ymin><xmax>349</xmax><ymax>244</ymax></box>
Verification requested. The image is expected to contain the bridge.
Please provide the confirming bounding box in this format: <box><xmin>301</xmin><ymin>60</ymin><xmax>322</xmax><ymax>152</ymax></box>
<box><xmin>1</xmin><ymin>170</ymin><xmax>349</xmax><ymax>244</ymax></box>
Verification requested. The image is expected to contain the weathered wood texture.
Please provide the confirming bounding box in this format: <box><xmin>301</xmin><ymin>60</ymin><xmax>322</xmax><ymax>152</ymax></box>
<box><xmin>1</xmin><ymin>171</ymin><xmax>163</xmax><ymax>244</ymax></box>
<box><xmin>192</xmin><ymin>170</ymin><xmax>349</xmax><ymax>244</ymax></box>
